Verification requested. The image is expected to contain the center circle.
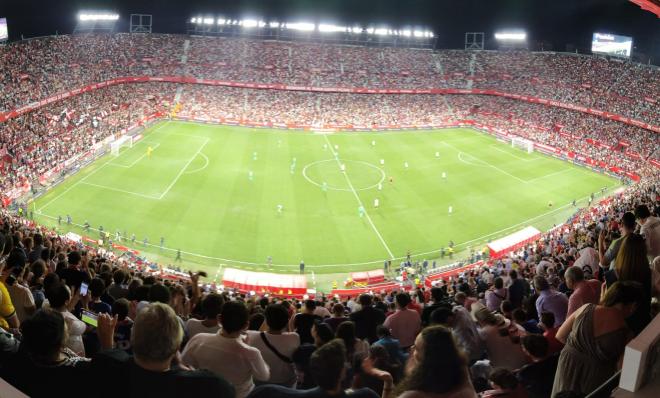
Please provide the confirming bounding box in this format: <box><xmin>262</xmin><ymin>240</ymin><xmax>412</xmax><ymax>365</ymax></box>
<box><xmin>302</xmin><ymin>159</ymin><xmax>386</xmax><ymax>191</ymax></box>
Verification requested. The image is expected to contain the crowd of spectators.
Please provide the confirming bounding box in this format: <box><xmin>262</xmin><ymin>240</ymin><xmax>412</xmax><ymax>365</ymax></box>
<box><xmin>2</xmin><ymin>81</ymin><xmax>659</xmax><ymax>199</ymax></box>
<box><xmin>1</xmin><ymin>33</ymin><xmax>659</xmax><ymax>198</ymax></box>
<box><xmin>0</xmin><ymin>174</ymin><xmax>658</xmax><ymax>397</ymax></box>
<box><xmin>0</xmin><ymin>34</ymin><xmax>184</xmax><ymax>112</ymax></box>
<box><xmin>0</xmin><ymin>83</ymin><xmax>176</xmax><ymax>194</ymax></box>
<box><xmin>0</xmin><ymin>30</ymin><xmax>659</xmax><ymax>398</ymax></box>
<box><xmin>177</xmin><ymin>86</ymin><xmax>659</xmax><ymax>177</ymax></box>
<box><xmin>447</xmin><ymin>95</ymin><xmax>660</xmax><ymax>177</ymax></box>
<box><xmin>0</xmin><ymin>34</ymin><xmax>658</xmax><ymax>125</ymax></box>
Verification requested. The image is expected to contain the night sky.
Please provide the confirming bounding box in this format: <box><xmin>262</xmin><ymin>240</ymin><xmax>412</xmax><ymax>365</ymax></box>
<box><xmin>1</xmin><ymin>0</ymin><xmax>659</xmax><ymax>61</ymax></box>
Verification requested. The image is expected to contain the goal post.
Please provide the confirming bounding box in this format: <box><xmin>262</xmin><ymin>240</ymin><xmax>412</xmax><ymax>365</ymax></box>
<box><xmin>110</xmin><ymin>135</ymin><xmax>133</xmax><ymax>156</ymax></box>
<box><xmin>511</xmin><ymin>137</ymin><xmax>534</xmax><ymax>154</ymax></box>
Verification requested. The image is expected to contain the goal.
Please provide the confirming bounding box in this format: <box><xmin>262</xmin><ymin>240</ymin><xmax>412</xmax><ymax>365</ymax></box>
<box><xmin>110</xmin><ymin>135</ymin><xmax>133</xmax><ymax>156</ymax></box>
<box><xmin>511</xmin><ymin>137</ymin><xmax>534</xmax><ymax>154</ymax></box>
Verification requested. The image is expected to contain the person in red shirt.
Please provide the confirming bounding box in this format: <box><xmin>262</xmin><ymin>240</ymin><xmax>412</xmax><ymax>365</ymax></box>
<box><xmin>383</xmin><ymin>293</ymin><xmax>421</xmax><ymax>349</ymax></box>
<box><xmin>565</xmin><ymin>267</ymin><xmax>601</xmax><ymax>317</ymax></box>
<box><xmin>407</xmin><ymin>294</ymin><xmax>423</xmax><ymax>315</ymax></box>
<box><xmin>539</xmin><ymin>312</ymin><xmax>564</xmax><ymax>355</ymax></box>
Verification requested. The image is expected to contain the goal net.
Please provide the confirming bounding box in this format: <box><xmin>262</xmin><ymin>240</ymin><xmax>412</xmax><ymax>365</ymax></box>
<box><xmin>511</xmin><ymin>137</ymin><xmax>534</xmax><ymax>154</ymax></box>
<box><xmin>110</xmin><ymin>135</ymin><xmax>133</xmax><ymax>156</ymax></box>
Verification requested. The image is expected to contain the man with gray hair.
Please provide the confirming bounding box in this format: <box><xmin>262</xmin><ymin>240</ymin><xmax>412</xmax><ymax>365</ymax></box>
<box><xmin>92</xmin><ymin>302</ymin><xmax>235</xmax><ymax>398</ymax></box>
<box><xmin>565</xmin><ymin>266</ymin><xmax>600</xmax><ymax>316</ymax></box>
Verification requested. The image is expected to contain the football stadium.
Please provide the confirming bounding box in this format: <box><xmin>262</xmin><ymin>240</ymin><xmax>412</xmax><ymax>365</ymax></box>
<box><xmin>0</xmin><ymin>1</ymin><xmax>659</xmax><ymax>397</ymax></box>
<box><xmin>33</xmin><ymin>122</ymin><xmax>619</xmax><ymax>275</ymax></box>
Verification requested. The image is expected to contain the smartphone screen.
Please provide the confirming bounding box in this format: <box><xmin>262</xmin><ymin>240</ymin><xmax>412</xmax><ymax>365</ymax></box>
<box><xmin>81</xmin><ymin>310</ymin><xmax>98</xmax><ymax>327</ymax></box>
<box><xmin>80</xmin><ymin>282</ymin><xmax>89</xmax><ymax>297</ymax></box>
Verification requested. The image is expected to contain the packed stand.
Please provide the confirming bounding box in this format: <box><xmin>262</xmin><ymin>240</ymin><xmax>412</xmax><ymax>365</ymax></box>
<box><xmin>177</xmin><ymin>85</ymin><xmax>454</xmax><ymax>127</ymax></box>
<box><xmin>447</xmin><ymin>95</ymin><xmax>660</xmax><ymax>177</ymax></box>
<box><xmin>0</xmin><ymin>176</ymin><xmax>658</xmax><ymax>397</ymax></box>
<box><xmin>0</xmin><ymin>34</ymin><xmax>659</xmax><ymax>126</ymax></box>
<box><xmin>0</xmin><ymin>83</ymin><xmax>177</xmax><ymax>194</ymax></box>
<box><xmin>0</xmin><ymin>34</ymin><xmax>183</xmax><ymax>112</ymax></box>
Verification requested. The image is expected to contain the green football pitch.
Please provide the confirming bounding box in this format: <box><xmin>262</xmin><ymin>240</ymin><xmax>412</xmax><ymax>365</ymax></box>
<box><xmin>34</xmin><ymin>120</ymin><xmax>620</xmax><ymax>283</ymax></box>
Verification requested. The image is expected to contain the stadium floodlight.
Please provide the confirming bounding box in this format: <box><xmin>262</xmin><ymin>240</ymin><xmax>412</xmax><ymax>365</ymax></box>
<box><xmin>319</xmin><ymin>24</ymin><xmax>348</xmax><ymax>33</ymax></box>
<box><xmin>374</xmin><ymin>28</ymin><xmax>389</xmax><ymax>36</ymax></box>
<box><xmin>494</xmin><ymin>31</ymin><xmax>527</xmax><ymax>41</ymax></box>
<box><xmin>203</xmin><ymin>17</ymin><xmax>214</xmax><ymax>25</ymax></box>
<box><xmin>241</xmin><ymin>19</ymin><xmax>258</xmax><ymax>27</ymax></box>
<box><xmin>401</xmin><ymin>29</ymin><xmax>412</xmax><ymax>37</ymax></box>
<box><xmin>78</xmin><ymin>13</ymin><xmax>119</xmax><ymax>21</ymax></box>
<box><xmin>269</xmin><ymin>21</ymin><xmax>281</xmax><ymax>28</ymax></box>
<box><xmin>217</xmin><ymin>18</ymin><xmax>227</xmax><ymax>25</ymax></box>
<box><xmin>285</xmin><ymin>22</ymin><xmax>315</xmax><ymax>31</ymax></box>
<box><xmin>350</xmin><ymin>26</ymin><xmax>362</xmax><ymax>34</ymax></box>
<box><xmin>366</xmin><ymin>27</ymin><xmax>375</xmax><ymax>34</ymax></box>
<box><xmin>413</xmin><ymin>30</ymin><xmax>425</xmax><ymax>38</ymax></box>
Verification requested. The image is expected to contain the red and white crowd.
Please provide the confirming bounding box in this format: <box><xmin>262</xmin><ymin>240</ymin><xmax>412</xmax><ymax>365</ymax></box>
<box><xmin>0</xmin><ymin>83</ymin><xmax>176</xmax><ymax>194</ymax></box>
<box><xmin>0</xmin><ymin>34</ymin><xmax>658</xmax><ymax>123</ymax></box>
<box><xmin>0</xmin><ymin>33</ymin><xmax>658</xmax><ymax>200</ymax></box>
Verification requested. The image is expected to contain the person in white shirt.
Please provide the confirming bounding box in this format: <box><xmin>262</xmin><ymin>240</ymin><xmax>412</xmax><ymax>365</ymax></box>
<box><xmin>312</xmin><ymin>301</ymin><xmax>331</xmax><ymax>319</ymax></box>
<box><xmin>48</xmin><ymin>282</ymin><xmax>86</xmax><ymax>356</ymax></box>
<box><xmin>185</xmin><ymin>293</ymin><xmax>224</xmax><ymax>339</ymax></box>
<box><xmin>346</xmin><ymin>296</ymin><xmax>359</xmax><ymax>313</ymax></box>
<box><xmin>535</xmin><ymin>258</ymin><xmax>554</xmax><ymax>276</ymax></box>
<box><xmin>182</xmin><ymin>301</ymin><xmax>270</xmax><ymax>398</ymax></box>
<box><xmin>3</xmin><ymin>264</ymin><xmax>36</xmax><ymax>323</ymax></box>
<box><xmin>636</xmin><ymin>204</ymin><xmax>660</xmax><ymax>261</ymax></box>
<box><xmin>473</xmin><ymin>307</ymin><xmax>528</xmax><ymax>370</ymax></box>
<box><xmin>247</xmin><ymin>304</ymin><xmax>300</xmax><ymax>387</ymax></box>
<box><xmin>573</xmin><ymin>243</ymin><xmax>599</xmax><ymax>276</ymax></box>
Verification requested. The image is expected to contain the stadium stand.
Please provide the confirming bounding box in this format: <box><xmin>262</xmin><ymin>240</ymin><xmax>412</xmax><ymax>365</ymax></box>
<box><xmin>0</xmin><ymin>33</ymin><xmax>658</xmax><ymax>398</ymax></box>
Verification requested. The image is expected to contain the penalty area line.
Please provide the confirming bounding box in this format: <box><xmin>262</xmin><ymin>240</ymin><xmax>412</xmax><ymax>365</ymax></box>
<box><xmin>158</xmin><ymin>138</ymin><xmax>210</xmax><ymax>199</ymax></box>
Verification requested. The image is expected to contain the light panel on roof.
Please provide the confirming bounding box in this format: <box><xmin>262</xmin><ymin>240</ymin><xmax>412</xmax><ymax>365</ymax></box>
<box><xmin>495</xmin><ymin>31</ymin><xmax>527</xmax><ymax>41</ymax></box>
<box><xmin>285</xmin><ymin>22</ymin><xmax>316</xmax><ymax>31</ymax></box>
<box><xmin>78</xmin><ymin>13</ymin><xmax>119</xmax><ymax>21</ymax></box>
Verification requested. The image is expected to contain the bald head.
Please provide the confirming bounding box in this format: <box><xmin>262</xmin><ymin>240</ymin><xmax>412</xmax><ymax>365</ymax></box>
<box><xmin>564</xmin><ymin>266</ymin><xmax>584</xmax><ymax>289</ymax></box>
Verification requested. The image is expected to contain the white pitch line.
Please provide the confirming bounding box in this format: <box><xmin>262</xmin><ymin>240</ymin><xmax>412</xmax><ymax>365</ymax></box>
<box><xmin>79</xmin><ymin>182</ymin><xmax>161</xmax><ymax>200</ymax></box>
<box><xmin>184</xmin><ymin>152</ymin><xmax>209</xmax><ymax>174</ymax></box>
<box><xmin>108</xmin><ymin>143</ymin><xmax>161</xmax><ymax>168</ymax></box>
<box><xmin>158</xmin><ymin>138</ymin><xmax>210</xmax><ymax>199</ymax></box>
<box><xmin>37</xmin><ymin>158</ymin><xmax>112</xmax><ymax>212</ymax></box>
<box><xmin>489</xmin><ymin>145</ymin><xmax>540</xmax><ymax>162</ymax></box>
<box><xmin>443</xmin><ymin>141</ymin><xmax>528</xmax><ymax>184</ymax></box>
<box><xmin>322</xmin><ymin>134</ymin><xmax>395</xmax><ymax>260</ymax></box>
<box><xmin>37</xmin><ymin>121</ymin><xmax>171</xmax><ymax>213</ymax></box>
<box><xmin>525</xmin><ymin>168</ymin><xmax>573</xmax><ymax>183</ymax></box>
<box><xmin>36</xmin><ymin>184</ymin><xmax>619</xmax><ymax>269</ymax></box>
